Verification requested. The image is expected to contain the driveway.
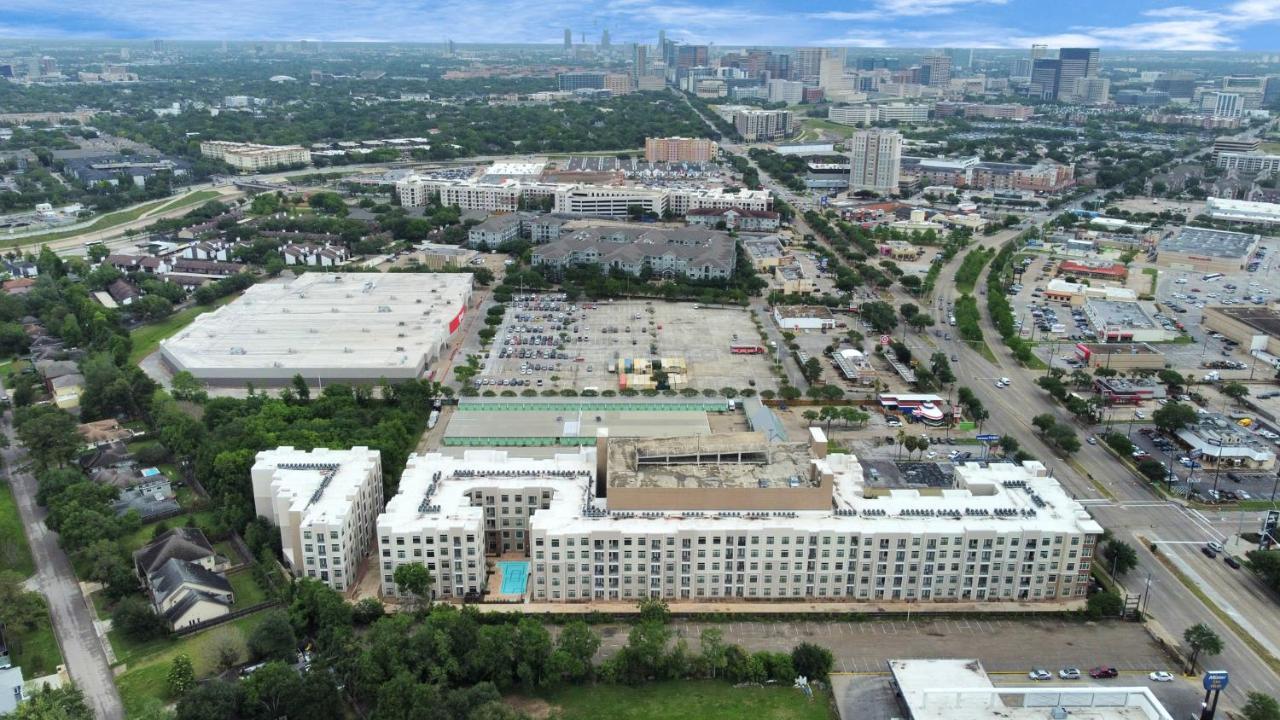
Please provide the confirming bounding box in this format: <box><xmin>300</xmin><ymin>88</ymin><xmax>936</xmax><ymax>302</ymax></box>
<box><xmin>3</xmin><ymin>415</ymin><xmax>123</xmax><ymax>720</ymax></box>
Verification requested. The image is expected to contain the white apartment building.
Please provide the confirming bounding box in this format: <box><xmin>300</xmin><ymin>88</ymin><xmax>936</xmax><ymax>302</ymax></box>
<box><xmin>199</xmin><ymin>141</ymin><xmax>311</xmax><ymax>171</ymax></box>
<box><xmin>1203</xmin><ymin>91</ymin><xmax>1243</xmax><ymax>118</ymax></box>
<box><xmin>377</xmin><ymin>432</ymin><xmax>1102</xmax><ymax>604</ymax></box>
<box><xmin>849</xmin><ymin>129</ymin><xmax>902</xmax><ymax>193</ymax></box>
<box><xmin>251</xmin><ymin>447</ymin><xmax>384</xmax><ymax>593</ymax></box>
<box><xmin>553</xmin><ymin>184</ymin><xmax>668</xmax><ymax>218</ymax></box>
<box><xmin>670</xmin><ymin>187</ymin><xmax>772</xmax><ymax>215</ymax></box>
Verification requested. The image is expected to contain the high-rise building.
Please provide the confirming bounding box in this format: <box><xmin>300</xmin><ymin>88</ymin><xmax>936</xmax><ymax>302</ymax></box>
<box><xmin>1264</xmin><ymin>76</ymin><xmax>1280</xmax><ymax>105</ymax></box>
<box><xmin>943</xmin><ymin>48</ymin><xmax>972</xmax><ymax>71</ymax></box>
<box><xmin>1030</xmin><ymin>44</ymin><xmax>1049</xmax><ymax>60</ymax></box>
<box><xmin>557</xmin><ymin>72</ymin><xmax>606</xmax><ymax>91</ymax></box>
<box><xmin>921</xmin><ymin>54</ymin><xmax>952</xmax><ymax>87</ymax></box>
<box><xmin>600</xmin><ymin>29</ymin><xmax>610</xmax><ymax>49</ymax></box>
<box><xmin>1072</xmin><ymin>77</ymin><xmax>1111</xmax><ymax>105</ymax></box>
<box><xmin>563</xmin><ymin>28</ymin><xmax>572</xmax><ymax>50</ymax></box>
<box><xmin>1056</xmin><ymin>48</ymin><xmax>1099</xmax><ymax>101</ymax></box>
<box><xmin>793</xmin><ymin>48</ymin><xmax>825</xmax><ymax>81</ymax></box>
<box><xmin>733</xmin><ymin>109</ymin><xmax>794</xmax><ymax>141</ymax></box>
<box><xmin>1222</xmin><ymin>76</ymin><xmax>1266</xmax><ymax>109</ymax></box>
<box><xmin>849</xmin><ymin>129</ymin><xmax>902</xmax><ymax>194</ymax></box>
<box><xmin>819</xmin><ymin>56</ymin><xmax>847</xmax><ymax>90</ymax></box>
<box><xmin>1030</xmin><ymin>59</ymin><xmax>1060</xmax><ymax>100</ymax></box>
<box><xmin>633</xmin><ymin>44</ymin><xmax>648</xmax><ymax>80</ymax></box>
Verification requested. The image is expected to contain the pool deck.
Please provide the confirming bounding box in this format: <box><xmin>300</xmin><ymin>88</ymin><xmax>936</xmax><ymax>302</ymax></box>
<box><xmin>487</xmin><ymin>555</ymin><xmax>531</xmax><ymax>600</ymax></box>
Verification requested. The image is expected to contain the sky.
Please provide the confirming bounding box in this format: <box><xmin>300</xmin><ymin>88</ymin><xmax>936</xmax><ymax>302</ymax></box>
<box><xmin>2</xmin><ymin>0</ymin><xmax>1280</xmax><ymax>51</ymax></box>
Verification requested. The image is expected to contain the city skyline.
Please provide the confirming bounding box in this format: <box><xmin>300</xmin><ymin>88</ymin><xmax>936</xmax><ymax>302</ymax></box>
<box><xmin>3</xmin><ymin>0</ymin><xmax>1280</xmax><ymax>51</ymax></box>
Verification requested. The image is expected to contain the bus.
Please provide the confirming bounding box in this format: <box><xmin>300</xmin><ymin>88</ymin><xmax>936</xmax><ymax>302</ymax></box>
<box><xmin>1202</xmin><ymin>272</ymin><xmax>1224</xmax><ymax>281</ymax></box>
<box><xmin>84</xmin><ymin>239</ymin><xmax>106</xmax><ymax>250</ymax></box>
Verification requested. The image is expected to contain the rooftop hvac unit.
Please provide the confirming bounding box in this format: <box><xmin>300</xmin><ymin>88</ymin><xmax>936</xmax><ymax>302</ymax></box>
<box><xmin>331</xmin><ymin>307</ymin><xmax>339</xmax><ymax>313</ymax></box>
<box><xmin>273</xmin><ymin>361</ymin><xmax>283</xmax><ymax>367</ymax></box>
<box><xmin>309</xmin><ymin>328</ymin><xmax>318</xmax><ymax>333</ymax></box>
<box><xmin>281</xmin><ymin>308</ymin><xmax>290</xmax><ymax>313</ymax></box>
<box><xmin>344</xmin><ymin>347</ymin><xmax>353</xmax><ymax>353</ymax></box>
<box><xmin>379</xmin><ymin>306</ymin><xmax>392</xmax><ymax>313</ymax></box>
<box><xmin>416</xmin><ymin>298</ymin><xmax>423</xmax><ymax>303</ymax></box>
<box><xmin>229</xmin><ymin>347</ymin><xmax>246</xmax><ymax>355</ymax></box>
<box><xmin>396</xmin><ymin>346</ymin><xmax>405</xmax><ymax>352</ymax></box>
<box><xmin>287</xmin><ymin>348</ymin><xmax>296</xmax><ymax>354</ymax></box>
<box><xmin>256</xmin><ymin>329</ymin><xmax>264</xmax><ymax>333</ymax></box>
<box><xmin>361</xmin><ymin>328</ymin><xmax>370</xmax><ymax>333</ymax></box>
<box><xmin>398</xmin><ymin>333</ymin><xmax>406</xmax><ymax>338</ymax></box>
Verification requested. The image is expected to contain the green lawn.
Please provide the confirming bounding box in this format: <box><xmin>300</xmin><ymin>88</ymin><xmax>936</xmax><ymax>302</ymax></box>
<box><xmin>4</xmin><ymin>199</ymin><xmax>169</xmax><ymax>249</ymax></box>
<box><xmin>527</xmin><ymin>681</ymin><xmax>832</xmax><ymax>720</ymax></box>
<box><xmin>8</xmin><ymin>613</ymin><xmax>62</xmax><ymax>678</ymax></box>
<box><xmin>114</xmin><ymin>612</ymin><xmax>271</xmax><ymax>717</ymax></box>
<box><xmin>1142</xmin><ymin>267</ymin><xmax>1158</xmax><ymax>295</ymax></box>
<box><xmin>226</xmin><ymin>569</ymin><xmax>269</xmax><ymax>606</ymax></box>
<box><xmin>150</xmin><ymin>190</ymin><xmax>222</xmax><ymax>216</ymax></box>
<box><xmin>0</xmin><ymin>481</ymin><xmax>35</xmax><ymax>577</ymax></box>
<box><xmin>128</xmin><ymin>294</ymin><xmax>240</xmax><ymax>364</ymax></box>
<box><xmin>799</xmin><ymin>118</ymin><xmax>855</xmax><ymax>140</ymax></box>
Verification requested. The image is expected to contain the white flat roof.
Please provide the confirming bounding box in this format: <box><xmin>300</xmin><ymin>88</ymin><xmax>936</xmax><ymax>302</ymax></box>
<box><xmin>159</xmin><ymin>273</ymin><xmax>471</xmax><ymax>381</ymax></box>
<box><xmin>255</xmin><ymin>447</ymin><xmax>379</xmax><ymax>528</ymax></box>
<box><xmin>380</xmin><ymin>447</ymin><xmax>1102</xmax><ymax>538</ymax></box>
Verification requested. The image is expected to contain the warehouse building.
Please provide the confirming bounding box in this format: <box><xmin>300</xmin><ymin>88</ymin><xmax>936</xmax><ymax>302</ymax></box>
<box><xmin>773</xmin><ymin>305</ymin><xmax>836</xmax><ymax>330</ymax></box>
<box><xmin>158</xmin><ymin>273</ymin><xmax>472</xmax><ymax>386</ymax></box>
<box><xmin>1202</xmin><ymin>305</ymin><xmax>1280</xmax><ymax>357</ymax></box>
<box><xmin>1072</xmin><ymin>343</ymin><xmax>1166</xmax><ymax>371</ymax></box>
<box><xmin>1206</xmin><ymin>196</ymin><xmax>1280</xmax><ymax>225</ymax></box>
<box><xmin>1082</xmin><ymin>300</ymin><xmax>1170</xmax><ymax>343</ymax></box>
<box><xmin>376</xmin><ymin>431</ymin><xmax>1101</xmax><ymax>603</ymax></box>
<box><xmin>252</xmin><ymin>447</ymin><xmax>384</xmax><ymax>592</ymax></box>
<box><xmin>1157</xmin><ymin>226</ymin><xmax>1260</xmax><ymax>273</ymax></box>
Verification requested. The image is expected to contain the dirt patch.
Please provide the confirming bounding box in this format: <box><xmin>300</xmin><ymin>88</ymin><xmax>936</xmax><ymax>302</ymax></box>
<box><xmin>505</xmin><ymin>696</ymin><xmax>559</xmax><ymax>720</ymax></box>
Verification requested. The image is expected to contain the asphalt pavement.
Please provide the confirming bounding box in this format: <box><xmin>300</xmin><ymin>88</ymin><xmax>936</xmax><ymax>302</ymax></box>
<box><xmin>2</xmin><ymin>415</ymin><xmax>123</xmax><ymax>720</ymax></box>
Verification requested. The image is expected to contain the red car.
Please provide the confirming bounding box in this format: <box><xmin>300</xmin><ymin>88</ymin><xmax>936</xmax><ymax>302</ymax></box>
<box><xmin>1089</xmin><ymin>666</ymin><xmax>1119</xmax><ymax>679</ymax></box>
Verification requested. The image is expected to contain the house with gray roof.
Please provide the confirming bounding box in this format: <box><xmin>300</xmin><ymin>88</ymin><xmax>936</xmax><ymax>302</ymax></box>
<box><xmin>532</xmin><ymin>225</ymin><xmax>736</xmax><ymax>280</ymax></box>
<box><xmin>133</xmin><ymin>527</ymin><xmax>220</xmax><ymax>578</ymax></box>
<box><xmin>145</xmin><ymin>557</ymin><xmax>234</xmax><ymax>629</ymax></box>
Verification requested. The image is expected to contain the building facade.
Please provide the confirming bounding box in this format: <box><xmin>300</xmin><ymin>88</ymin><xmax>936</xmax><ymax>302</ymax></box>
<box><xmin>251</xmin><ymin>447</ymin><xmax>384</xmax><ymax>593</ymax></box>
<box><xmin>644</xmin><ymin>136</ymin><xmax>719</xmax><ymax>163</ymax></box>
<box><xmin>199</xmin><ymin>141</ymin><xmax>311</xmax><ymax>171</ymax></box>
<box><xmin>849</xmin><ymin>129</ymin><xmax>902</xmax><ymax>193</ymax></box>
<box><xmin>733</xmin><ymin>109</ymin><xmax>794</xmax><ymax>141</ymax></box>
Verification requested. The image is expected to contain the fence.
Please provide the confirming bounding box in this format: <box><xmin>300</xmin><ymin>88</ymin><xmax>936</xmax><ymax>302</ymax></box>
<box><xmin>173</xmin><ymin>600</ymin><xmax>281</xmax><ymax>637</ymax></box>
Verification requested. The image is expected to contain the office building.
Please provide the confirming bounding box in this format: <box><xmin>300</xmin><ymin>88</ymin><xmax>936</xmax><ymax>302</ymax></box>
<box><xmin>1029</xmin><ymin>59</ymin><xmax>1060</xmax><ymax>100</ymax></box>
<box><xmin>849</xmin><ymin>129</ymin><xmax>902</xmax><ymax>193</ymax></box>
<box><xmin>792</xmin><ymin>48</ymin><xmax>825</xmax><ymax>80</ymax></box>
<box><xmin>876</xmin><ymin>103</ymin><xmax>931</xmax><ymax>123</ymax></box>
<box><xmin>767</xmin><ymin>79</ymin><xmax>805</xmax><ymax>104</ymax></box>
<box><xmin>644</xmin><ymin>136</ymin><xmax>719</xmax><ymax>163</ymax></box>
<box><xmin>828</xmin><ymin>105</ymin><xmax>881</xmax><ymax>126</ymax></box>
<box><xmin>1223</xmin><ymin>75</ymin><xmax>1267</xmax><ymax>109</ymax></box>
<box><xmin>199</xmin><ymin>141</ymin><xmax>311</xmax><ymax>171</ymax></box>
<box><xmin>1056</xmin><ymin>48</ymin><xmax>1099</xmax><ymax>101</ymax></box>
<box><xmin>920</xmin><ymin>54</ymin><xmax>952</xmax><ymax>87</ymax></box>
<box><xmin>733</xmin><ymin>109</ymin><xmax>794</xmax><ymax>141</ymax></box>
<box><xmin>603</xmin><ymin>73</ymin><xmax>633</xmax><ymax>95</ymax></box>
<box><xmin>563</xmin><ymin>28</ymin><xmax>572</xmax><ymax>50</ymax></box>
<box><xmin>1212</xmin><ymin>135</ymin><xmax>1261</xmax><ymax>161</ymax></box>
<box><xmin>633</xmin><ymin>44</ymin><xmax>648</xmax><ymax>80</ymax></box>
<box><xmin>376</xmin><ymin>436</ymin><xmax>1102</xmax><ymax>604</ymax></box>
<box><xmin>1216</xmin><ymin>152</ymin><xmax>1280</xmax><ymax>174</ymax></box>
<box><xmin>532</xmin><ymin>225</ymin><xmax>737</xmax><ymax>280</ymax></box>
<box><xmin>819</xmin><ymin>56</ymin><xmax>850</xmax><ymax>94</ymax></box>
<box><xmin>600</xmin><ymin>29</ymin><xmax>610</xmax><ymax>49</ymax></box>
<box><xmin>252</xmin><ymin>447</ymin><xmax>384</xmax><ymax>592</ymax></box>
<box><xmin>1072</xmin><ymin>76</ymin><xmax>1110</xmax><ymax>105</ymax></box>
<box><xmin>557</xmin><ymin>71</ymin><xmax>606</xmax><ymax>91</ymax></box>
<box><xmin>933</xmin><ymin>102</ymin><xmax>1034</xmax><ymax>121</ymax></box>
<box><xmin>159</xmin><ymin>273</ymin><xmax>473</xmax><ymax>386</ymax></box>
<box><xmin>1204</xmin><ymin>91</ymin><xmax>1243</xmax><ymax>118</ymax></box>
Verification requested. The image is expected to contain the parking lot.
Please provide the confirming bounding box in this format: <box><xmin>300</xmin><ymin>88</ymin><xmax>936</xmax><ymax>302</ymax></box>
<box><xmin>1123</xmin><ymin>425</ymin><xmax>1280</xmax><ymax>502</ymax></box>
<box><xmin>480</xmin><ymin>297</ymin><xmax>779</xmax><ymax>392</ymax></box>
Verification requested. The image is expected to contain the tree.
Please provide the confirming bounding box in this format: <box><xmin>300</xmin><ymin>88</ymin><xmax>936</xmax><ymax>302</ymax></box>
<box><xmin>699</xmin><ymin>627</ymin><xmax>729</xmax><ymax>679</ymax></box>
<box><xmin>550</xmin><ymin>620</ymin><xmax>600</xmax><ymax>682</ymax></box>
<box><xmin>1223</xmin><ymin>381</ymin><xmax>1250</xmax><ymax>405</ymax></box>
<box><xmin>637</xmin><ymin>596</ymin><xmax>671</xmax><ymax>624</ymax></box>
<box><xmin>176</xmin><ymin>681</ymin><xmax>243</xmax><ymax>720</ymax></box>
<box><xmin>1103</xmin><ymin>539</ymin><xmax>1138</xmax><ymax>576</ymax></box>
<box><xmin>1137</xmin><ymin>458</ymin><xmax>1170</xmax><ymax>485</ymax></box>
<box><xmin>1085</xmin><ymin>590</ymin><xmax>1124</xmax><ymax>619</ymax></box>
<box><xmin>1158</xmin><ymin>369</ymin><xmax>1185</xmax><ymax>389</ymax></box>
<box><xmin>791</xmin><ymin>642</ymin><xmax>833</xmax><ymax>681</ymax></box>
<box><xmin>111</xmin><ymin>597</ymin><xmax>169</xmax><ymax>641</ymax></box>
<box><xmin>802</xmin><ymin>409</ymin><xmax>819</xmax><ymax>426</ymax></box>
<box><xmin>290</xmin><ymin>373</ymin><xmax>311</xmax><ymax>401</ymax></box>
<box><xmin>9</xmin><ymin>685</ymin><xmax>94</xmax><ymax>720</ymax></box>
<box><xmin>1153</xmin><ymin>402</ymin><xmax>1198</xmax><ymax>433</ymax></box>
<box><xmin>1183</xmin><ymin>623</ymin><xmax>1224</xmax><ymax>674</ymax></box>
<box><xmin>14</xmin><ymin>405</ymin><xmax>81</xmax><ymax>470</ymax></box>
<box><xmin>1242</xmin><ymin>693</ymin><xmax>1280</xmax><ymax>720</ymax></box>
<box><xmin>1032</xmin><ymin>414</ymin><xmax>1057</xmax><ymax>433</ymax></box>
<box><xmin>248</xmin><ymin>610</ymin><xmax>297</xmax><ymax>661</ymax></box>
<box><xmin>1246</xmin><ymin>550</ymin><xmax>1280</xmax><ymax>593</ymax></box>
<box><xmin>393</xmin><ymin>562</ymin><xmax>433</xmax><ymax>612</ymax></box>
<box><xmin>168</xmin><ymin>653</ymin><xmax>196</xmax><ymax>697</ymax></box>
<box><xmin>860</xmin><ymin>301</ymin><xmax>898</xmax><ymax>334</ymax></box>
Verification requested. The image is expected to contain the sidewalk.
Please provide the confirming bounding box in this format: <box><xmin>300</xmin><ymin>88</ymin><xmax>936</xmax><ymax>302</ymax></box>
<box><xmin>395</xmin><ymin>597</ymin><xmax>1085</xmax><ymax>616</ymax></box>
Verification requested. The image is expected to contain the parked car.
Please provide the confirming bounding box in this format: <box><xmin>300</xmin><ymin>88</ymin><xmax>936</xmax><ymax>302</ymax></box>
<box><xmin>1089</xmin><ymin>667</ymin><xmax>1119</xmax><ymax>679</ymax></box>
<box><xmin>1028</xmin><ymin>669</ymin><xmax>1052</xmax><ymax>681</ymax></box>
<box><xmin>1059</xmin><ymin>667</ymin><xmax>1081</xmax><ymax>680</ymax></box>
<box><xmin>1149</xmin><ymin>671</ymin><xmax>1174</xmax><ymax>682</ymax></box>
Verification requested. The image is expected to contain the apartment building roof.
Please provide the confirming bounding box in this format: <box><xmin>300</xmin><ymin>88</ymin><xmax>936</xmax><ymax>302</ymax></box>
<box><xmin>533</xmin><ymin>226</ymin><xmax>735</xmax><ymax>272</ymax></box>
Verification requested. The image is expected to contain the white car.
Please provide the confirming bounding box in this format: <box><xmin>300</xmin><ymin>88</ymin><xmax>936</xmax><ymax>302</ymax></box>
<box><xmin>1134</xmin><ymin>411</ymin><xmax>1145</xmax><ymax>420</ymax></box>
<box><xmin>1028</xmin><ymin>669</ymin><xmax>1052</xmax><ymax>681</ymax></box>
<box><xmin>995</xmin><ymin>380</ymin><xmax>1006</xmax><ymax>388</ymax></box>
<box><xmin>1149</xmin><ymin>671</ymin><xmax>1174</xmax><ymax>682</ymax></box>
<box><xmin>1059</xmin><ymin>667</ymin><xmax>1081</xmax><ymax>680</ymax></box>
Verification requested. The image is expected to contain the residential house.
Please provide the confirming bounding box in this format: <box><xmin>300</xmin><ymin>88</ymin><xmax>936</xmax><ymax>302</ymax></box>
<box><xmin>280</xmin><ymin>243</ymin><xmax>349</xmax><ymax>267</ymax></box>
<box><xmin>685</xmin><ymin>207</ymin><xmax>781</xmax><ymax>231</ymax></box>
<box><xmin>133</xmin><ymin>527</ymin><xmax>221</xmax><ymax>578</ymax></box>
<box><xmin>107</xmin><ymin>279</ymin><xmax>140</xmax><ymax>306</ymax></box>
<box><xmin>2</xmin><ymin>278</ymin><xmax>36</xmax><ymax>296</ymax></box>
<box><xmin>145</xmin><ymin>558</ymin><xmax>235</xmax><ymax>629</ymax></box>
<box><xmin>532</xmin><ymin>226</ymin><xmax>736</xmax><ymax>280</ymax></box>
<box><xmin>113</xmin><ymin>476</ymin><xmax>180</xmax><ymax>521</ymax></box>
<box><xmin>3</xmin><ymin>260</ymin><xmax>37</xmax><ymax>278</ymax></box>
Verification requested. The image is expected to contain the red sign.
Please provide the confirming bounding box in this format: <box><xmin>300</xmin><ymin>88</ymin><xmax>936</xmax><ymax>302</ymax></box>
<box><xmin>880</xmin><ymin>335</ymin><xmax>891</xmax><ymax>346</ymax></box>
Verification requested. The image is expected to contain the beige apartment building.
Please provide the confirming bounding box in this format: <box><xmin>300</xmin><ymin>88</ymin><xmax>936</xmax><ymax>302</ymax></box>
<box><xmin>644</xmin><ymin>136</ymin><xmax>719</xmax><ymax>164</ymax></box>
<box><xmin>199</xmin><ymin>140</ymin><xmax>312</xmax><ymax>171</ymax></box>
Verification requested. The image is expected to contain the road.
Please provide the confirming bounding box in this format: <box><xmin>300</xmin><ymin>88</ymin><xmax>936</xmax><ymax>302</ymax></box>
<box><xmin>936</xmin><ymin>237</ymin><xmax>1280</xmax><ymax>707</ymax></box>
<box><xmin>2</xmin><ymin>415</ymin><xmax>123</xmax><ymax>720</ymax></box>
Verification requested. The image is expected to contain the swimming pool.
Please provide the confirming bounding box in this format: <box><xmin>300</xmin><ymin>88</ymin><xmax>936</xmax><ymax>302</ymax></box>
<box><xmin>498</xmin><ymin>560</ymin><xmax>530</xmax><ymax>595</ymax></box>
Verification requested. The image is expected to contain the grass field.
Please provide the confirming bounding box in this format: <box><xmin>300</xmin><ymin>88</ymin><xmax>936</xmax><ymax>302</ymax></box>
<box><xmin>798</xmin><ymin>118</ymin><xmax>855</xmax><ymax>141</ymax></box>
<box><xmin>128</xmin><ymin>294</ymin><xmax>240</xmax><ymax>364</ymax></box>
<box><xmin>1261</xmin><ymin>141</ymin><xmax>1280</xmax><ymax>154</ymax></box>
<box><xmin>150</xmin><ymin>189</ymin><xmax>222</xmax><ymax>216</ymax></box>
<box><xmin>5</xmin><ymin>199</ymin><xmax>169</xmax><ymax>249</ymax></box>
<box><xmin>114</xmin><ymin>612</ymin><xmax>271</xmax><ymax>717</ymax></box>
<box><xmin>8</xmin><ymin>613</ymin><xmax>62</xmax><ymax>678</ymax></box>
<box><xmin>0</xmin><ymin>481</ymin><xmax>35</xmax><ymax>577</ymax></box>
<box><xmin>523</xmin><ymin>681</ymin><xmax>832</xmax><ymax>720</ymax></box>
